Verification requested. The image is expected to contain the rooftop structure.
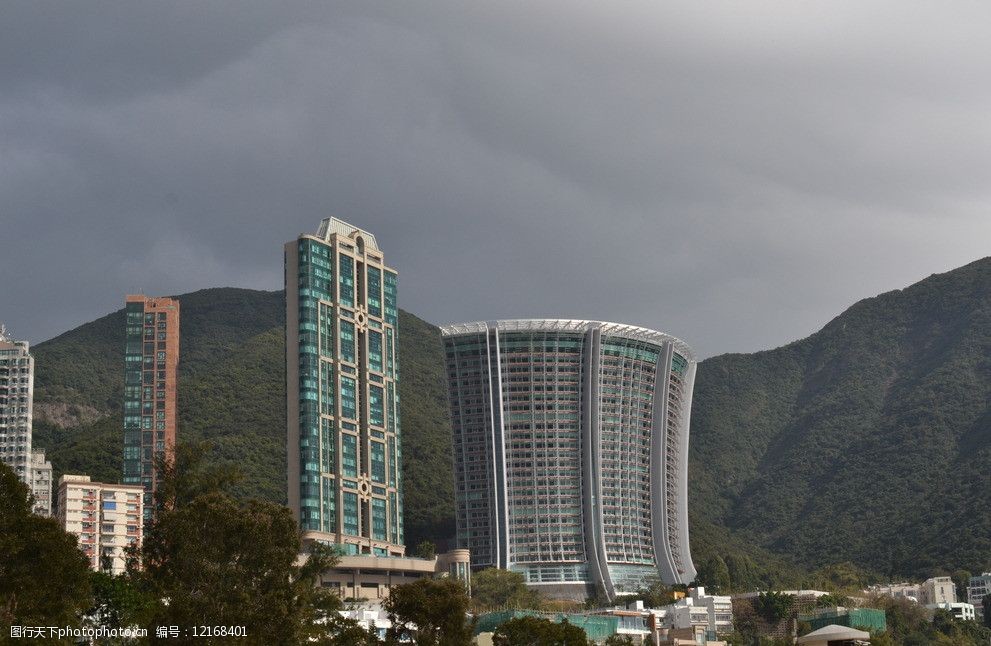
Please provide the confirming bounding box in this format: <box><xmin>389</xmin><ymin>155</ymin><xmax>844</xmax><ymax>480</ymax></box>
<box><xmin>796</xmin><ymin>624</ymin><xmax>870</xmax><ymax>646</ymax></box>
<box><xmin>797</xmin><ymin>607</ymin><xmax>887</xmax><ymax>634</ymax></box>
<box><xmin>309</xmin><ymin>548</ymin><xmax>471</xmax><ymax>600</ymax></box>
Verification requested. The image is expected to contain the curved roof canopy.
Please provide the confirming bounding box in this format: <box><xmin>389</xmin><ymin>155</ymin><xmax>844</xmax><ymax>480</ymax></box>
<box><xmin>796</xmin><ymin>624</ymin><xmax>871</xmax><ymax>644</ymax></box>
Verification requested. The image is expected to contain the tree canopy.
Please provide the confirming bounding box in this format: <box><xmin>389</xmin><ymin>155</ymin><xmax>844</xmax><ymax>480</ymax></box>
<box><xmin>0</xmin><ymin>462</ymin><xmax>92</xmax><ymax>634</ymax></box>
<box><xmin>384</xmin><ymin>578</ymin><xmax>475</xmax><ymax>646</ymax></box>
<box><xmin>471</xmin><ymin>568</ymin><xmax>542</xmax><ymax>610</ymax></box>
<box><xmin>492</xmin><ymin>616</ymin><xmax>588</xmax><ymax>646</ymax></box>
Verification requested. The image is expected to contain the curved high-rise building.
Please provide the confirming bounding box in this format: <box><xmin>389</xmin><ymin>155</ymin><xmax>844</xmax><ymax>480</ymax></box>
<box><xmin>441</xmin><ymin>320</ymin><xmax>696</xmax><ymax>600</ymax></box>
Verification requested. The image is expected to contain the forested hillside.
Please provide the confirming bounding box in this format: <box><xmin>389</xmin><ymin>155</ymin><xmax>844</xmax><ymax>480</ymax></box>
<box><xmin>31</xmin><ymin>288</ymin><xmax>454</xmax><ymax>548</ymax></box>
<box><xmin>690</xmin><ymin>257</ymin><xmax>991</xmax><ymax>579</ymax></box>
<box><xmin>30</xmin><ymin>257</ymin><xmax>991</xmax><ymax>581</ymax></box>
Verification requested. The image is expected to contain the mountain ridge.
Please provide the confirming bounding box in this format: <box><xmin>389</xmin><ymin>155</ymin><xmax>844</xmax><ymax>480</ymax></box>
<box><xmin>30</xmin><ymin>257</ymin><xmax>991</xmax><ymax>581</ymax></box>
<box><xmin>690</xmin><ymin>255</ymin><xmax>991</xmax><ymax>578</ymax></box>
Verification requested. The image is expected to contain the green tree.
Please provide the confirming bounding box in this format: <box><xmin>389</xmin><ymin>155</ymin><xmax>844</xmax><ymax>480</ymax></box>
<box><xmin>951</xmin><ymin>569</ymin><xmax>972</xmax><ymax>603</ymax></box>
<box><xmin>152</xmin><ymin>440</ymin><xmax>242</xmax><ymax>512</ymax></box>
<box><xmin>984</xmin><ymin>595</ymin><xmax>991</xmax><ymax>629</ymax></box>
<box><xmin>726</xmin><ymin>554</ymin><xmax>760</xmax><ymax>591</ymax></box>
<box><xmin>695</xmin><ymin>555</ymin><xmax>732</xmax><ymax>593</ymax></box>
<box><xmin>385</xmin><ymin>578</ymin><xmax>474</xmax><ymax>645</ymax></box>
<box><xmin>930</xmin><ymin>607</ymin><xmax>991</xmax><ymax>645</ymax></box>
<box><xmin>492</xmin><ymin>616</ymin><xmax>588</xmax><ymax>646</ymax></box>
<box><xmin>472</xmin><ymin>568</ymin><xmax>541</xmax><ymax>609</ymax></box>
<box><xmin>414</xmin><ymin>540</ymin><xmax>436</xmax><ymax>560</ymax></box>
<box><xmin>135</xmin><ymin>442</ymin><xmax>342</xmax><ymax>644</ymax></box>
<box><xmin>85</xmin><ymin>571</ymin><xmax>155</xmax><ymax>635</ymax></box>
<box><xmin>870</xmin><ymin>595</ymin><xmax>931</xmax><ymax>645</ymax></box>
<box><xmin>603</xmin><ymin>635</ymin><xmax>636</xmax><ymax>646</ymax></box>
<box><xmin>633</xmin><ymin>579</ymin><xmax>674</xmax><ymax>608</ymax></box>
<box><xmin>751</xmin><ymin>591</ymin><xmax>794</xmax><ymax>625</ymax></box>
<box><xmin>0</xmin><ymin>462</ymin><xmax>92</xmax><ymax>634</ymax></box>
<box><xmin>813</xmin><ymin>593</ymin><xmax>850</xmax><ymax>608</ymax></box>
<box><xmin>808</xmin><ymin>562</ymin><xmax>871</xmax><ymax>593</ymax></box>
<box><xmin>867</xmin><ymin>632</ymin><xmax>896</xmax><ymax>646</ymax></box>
<box><xmin>321</xmin><ymin>615</ymin><xmax>383</xmax><ymax>645</ymax></box>
<box><xmin>140</xmin><ymin>492</ymin><xmax>341</xmax><ymax>644</ymax></box>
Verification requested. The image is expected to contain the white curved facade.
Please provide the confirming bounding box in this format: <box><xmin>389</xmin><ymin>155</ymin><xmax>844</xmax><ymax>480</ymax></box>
<box><xmin>441</xmin><ymin>319</ymin><xmax>696</xmax><ymax>600</ymax></box>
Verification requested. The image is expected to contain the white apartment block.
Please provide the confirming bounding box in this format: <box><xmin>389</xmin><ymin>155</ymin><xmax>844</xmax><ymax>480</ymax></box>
<box><xmin>30</xmin><ymin>449</ymin><xmax>52</xmax><ymax>516</ymax></box>
<box><xmin>918</xmin><ymin>576</ymin><xmax>956</xmax><ymax>606</ymax></box>
<box><xmin>0</xmin><ymin>328</ymin><xmax>35</xmax><ymax>485</ymax></box>
<box><xmin>926</xmin><ymin>602</ymin><xmax>975</xmax><ymax>622</ymax></box>
<box><xmin>867</xmin><ymin>582</ymin><xmax>921</xmax><ymax>601</ymax></box>
<box><xmin>647</xmin><ymin>587</ymin><xmax>734</xmax><ymax>635</ymax></box>
<box><xmin>57</xmin><ymin>475</ymin><xmax>144</xmax><ymax>575</ymax></box>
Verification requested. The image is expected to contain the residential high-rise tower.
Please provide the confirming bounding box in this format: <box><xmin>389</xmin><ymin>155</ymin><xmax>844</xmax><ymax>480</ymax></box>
<box><xmin>285</xmin><ymin>218</ymin><xmax>404</xmax><ymax>556</ymax></box>
<box><xmin>0</xmin><ymin>326</ymin><xmax>50</xmax><ymax>516</ymax></box>
<box><xmin>122</xmin><ymin>296</ymin><xmax>179</xmax><ymax>523</ymax></box>
<box><xmin>441</xmin><ymin>319</ymin><xmax>697</xmax><ymax>601</ymax></box>
<box><xmin>58</xmin><ymin>475</ymin><xmax>144</xmax><ymax>575</ymax></box>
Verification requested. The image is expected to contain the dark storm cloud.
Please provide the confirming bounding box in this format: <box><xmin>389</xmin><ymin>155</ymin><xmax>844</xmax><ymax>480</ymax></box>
<box><xmin>3</xmin><ymin>1</ymin><xmax>990</xmax><ymax>356</ymax></box>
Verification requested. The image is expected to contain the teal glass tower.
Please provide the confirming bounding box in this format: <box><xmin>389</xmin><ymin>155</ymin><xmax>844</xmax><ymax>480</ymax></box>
<box><xmin>285</xmin><ymin>218</ymin><xmax>404</xmax><ymax>556</ymax></box>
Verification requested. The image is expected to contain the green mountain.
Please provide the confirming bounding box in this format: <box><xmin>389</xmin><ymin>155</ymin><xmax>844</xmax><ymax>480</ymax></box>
<box><xmin>30</xmin><ymin>257</ymin><xmax>991</xmax><ymax>581</ymax></box>
<box><xmin>31</xmin><ymin>288</ymin><xmax>454</xmax><ymax>549</ymax></box>
<box><xmin>690</xmin><ymin>256</ymin><xmax>991</xmax><ymax>580</ymax></box>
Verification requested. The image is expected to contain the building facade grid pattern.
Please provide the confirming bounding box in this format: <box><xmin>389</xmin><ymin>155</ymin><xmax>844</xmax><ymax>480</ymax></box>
<box><xmin>122</xmin><ymin>296</ymin><xmax>179</xmax><ymax>524</ymax></box>
<box><xmin>442</xmin><ymin>320</ymin><xmax>697</xmax><ymax>600</ymax></box>
<box><xmin>0</xmin><ymin>331</ymin><xmax>50</xmax><ymax>516</ymax></box>
<box><xmin>286</xmin><ymin>219</ymin><xmax>404</xmax><ymax>557</ymax></box>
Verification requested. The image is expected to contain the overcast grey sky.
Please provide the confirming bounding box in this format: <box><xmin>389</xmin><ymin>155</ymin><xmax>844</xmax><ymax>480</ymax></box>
<box><xmin>2</xmin><ymin>1</ymin><xmax>990</xmax><ymax>357</ymax></box>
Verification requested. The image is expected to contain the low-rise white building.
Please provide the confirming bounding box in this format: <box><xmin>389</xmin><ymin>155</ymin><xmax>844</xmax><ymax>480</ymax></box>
<box><xmin>57</xmin><ymin>475</ymin><xmax>143</xmax><ymax>575</ymax></box>
<box><xmin>642</xmin><ymin>587</ymin><xmax>734</xmax><ymax>635</ymax></box>
<box><xmin>919</xmin><ymin>576</ymin><xmax>956</xmax><ymax>606</ymax></box>
<box><xmin>337</xmin><ymin>605</ymin><xmax>392</xmax><ymax>641</ymax></box>
<box><xmin>867</xmin><ymin>582</ymin><xmax>921</xmax><ymax>602</ymax></box>
<box><xmin>927</xmin><ymin>601</ymin><xmax>975</xmax><ymax>622</ymax></box>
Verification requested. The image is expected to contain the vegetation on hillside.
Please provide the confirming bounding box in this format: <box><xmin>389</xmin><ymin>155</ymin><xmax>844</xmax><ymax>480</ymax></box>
<box><xmin>0</xmin><ymin>463</ymin><xmax>92</xmax><ymax>635</ymax></box>
<box><xmin>29</xmin><ymin>257</ymin><xmax>991</xmax><ymax>581</ymax></box>
<box><xmin>32</xmin><ymin>287</ymin><xmax>455</xmax><ymax>549</ymax></box>
<box><xmin>690</xmin><ymin>257</ymin><xmax>991</xmax><ymax>580</ymax></box>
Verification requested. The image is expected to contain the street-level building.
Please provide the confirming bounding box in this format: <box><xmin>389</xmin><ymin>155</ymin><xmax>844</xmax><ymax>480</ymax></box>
<box><xmin>442</xmin><ymin>319</ymin><xmax>697</xmax><ymax>601</ymax></box>
<box><xmin>122</xmin><ymin>295</ymin><xmax>179</xmax><ymax>523</ymax></box>
<box><xmin>57</xmin><ymin>475</ymin><xmax>144</xmax><ymax>575</ymax></box>
<box><xmin>311</xmin><ymin>548</ymin><xmax>471</xmax><ymax>600</ymax></box>
<box><xmin>286</xmin><ymin>218</ymin><xmax>404</xmax><ymax>556</ymax></box>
